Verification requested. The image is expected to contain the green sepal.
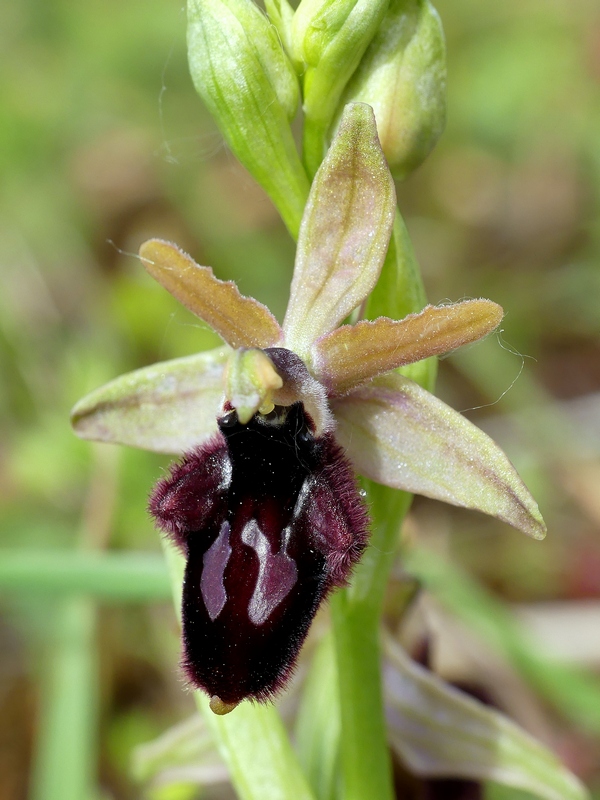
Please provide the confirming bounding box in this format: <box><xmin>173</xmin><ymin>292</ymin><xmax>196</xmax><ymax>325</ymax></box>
<box><xmin>333</xmin><ymin>372</ymin><xmax>547</xmax><ymax>540</ymax></box>
<box><xmin>283</xmin><ymin>103</ymin><xmax>396</xmax><ymax>359</ymax></box>
<box><xmin>71</xmin><ymin>347</ymin><xmax>229</xmax><ymax>454</ymax></box>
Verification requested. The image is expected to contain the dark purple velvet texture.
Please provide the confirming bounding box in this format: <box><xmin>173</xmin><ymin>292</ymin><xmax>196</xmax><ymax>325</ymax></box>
<box><xmin>150</xmin><ymin>402</ymin><xmax>368</xmax><ymax>704</ymax></box>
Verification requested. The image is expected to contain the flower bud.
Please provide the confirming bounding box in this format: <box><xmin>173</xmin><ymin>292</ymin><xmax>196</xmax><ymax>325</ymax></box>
<box><xmin>339</xmin><ymin>0</ymin><xmax>446</xmax><ymax>180</ymax></box>
<box><xmin>264</xmin><ymin>0</ymin><xmax>295</xmax><ymax>56</ymax></box>
<box><xmin>291</xmin><ymin>0</ymin><xmax>390</xmax><ymax>175</ymax></box>
<box><xmin>187</xmin><ymin>0</ymin><xmax>310</xmax><ymax>236</ymax></box>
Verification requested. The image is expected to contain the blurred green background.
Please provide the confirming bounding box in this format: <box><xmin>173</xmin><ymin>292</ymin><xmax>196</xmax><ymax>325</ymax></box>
<box><xmin>1</xmin><ymin>0</ymin><xmax>599</xmax><ymax>797</ymax></box>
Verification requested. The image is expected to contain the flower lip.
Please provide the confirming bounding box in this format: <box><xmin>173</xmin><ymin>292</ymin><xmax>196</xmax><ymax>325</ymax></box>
<box><xmin>153</xmin><ymin>400</ymin><xmax>369</xmax><ymax>707</ymax></box>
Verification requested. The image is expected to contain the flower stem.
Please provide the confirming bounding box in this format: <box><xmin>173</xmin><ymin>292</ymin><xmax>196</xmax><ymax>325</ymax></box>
<box><xmin>331</xmin><ymin>483</ymin><xmax>413</xmax><ymax>800</ymax></box>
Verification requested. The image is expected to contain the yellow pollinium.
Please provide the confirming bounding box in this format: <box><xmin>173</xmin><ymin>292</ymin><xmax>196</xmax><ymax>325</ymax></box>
<box><xmin>224</xmin><ymin>348</ymin><xmax>284</xmax><ymax>424</ymax></box>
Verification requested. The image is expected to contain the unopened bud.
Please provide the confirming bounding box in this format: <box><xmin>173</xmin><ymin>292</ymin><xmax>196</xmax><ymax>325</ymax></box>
<box><xmin>338</xmin><ymin>0</ymin><xmax>446</xmax><ymax>180</ymax></box>
<box><xmin>264</xmin><ymin>0</ymin><xmax>295</xmax><ymax>56</ymax></box>
<box><xmin>291</xmin><ymin>0</ymin><xmax>389</xmax><ymax>175</ymax></box>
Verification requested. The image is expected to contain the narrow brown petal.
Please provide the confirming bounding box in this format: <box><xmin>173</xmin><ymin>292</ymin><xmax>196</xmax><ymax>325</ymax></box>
<box><xmin>332</xmin><ymin>373</ymin><xmax>546</xmax><ymax>539</ymax></box>
<box><xmin>313</xmin><ymin>300</ymin><xmax>504</xmax><ymax>395</ymax></box>
<box><xmin>71</xmin><ymin>348</ymin><xmax>229</xmax><ymax>454</ymax></box>
<box><xmin>139</xmin><ymin>239</ymin><xmax>283</xmax><ymax>349</ymax></box>
<box><xmin>283</xmin><ymin>103</ymin><xmax>396</xmax><ymax>358</ymax></box>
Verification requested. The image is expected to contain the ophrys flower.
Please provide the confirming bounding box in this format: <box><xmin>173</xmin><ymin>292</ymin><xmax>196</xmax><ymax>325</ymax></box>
<box><xmin>71</xmin><ymin>104</ymin><xmax>545</xmax><ymax>715</ymax></box>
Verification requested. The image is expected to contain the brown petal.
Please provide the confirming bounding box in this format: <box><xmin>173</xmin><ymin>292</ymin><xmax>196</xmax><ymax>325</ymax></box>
<box><xmin>332</xmin><ymin>373</ymin><xmax>546</xmax><ymax>539</ymax></box>
<box><xmin>313</xmin><ymin>300</ymin><xmax>503</xmax><ymax>395</ymax></box>
<box><xmin>139</xmin><ymin>239</ymin><xmax>283</xmax><ymax>350</ymax></box>
<box><xmin>283</xmin><ymin>103</ymin><xmax>396</xmax><ymax>358</ymax></box>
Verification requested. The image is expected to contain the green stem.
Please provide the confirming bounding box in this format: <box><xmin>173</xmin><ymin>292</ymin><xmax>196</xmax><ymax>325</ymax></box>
<box><xmin>327</xmin><ymin>202</ymin><xmax>433</xmax><ymax>799</ymax></box>
<box><xmin>302</xmin><ymin>116</ymin><xmax>328</xmax><ymax>180</ymax></box>
<box><xmin>331</xmin><ymin>484</ymin><xmax>413</xmax><ymax>800</ymax></box>
<box><xmin>269</xmin><ymin>164</ymin><xmax>311</xmax><ymax>241</ymax></box>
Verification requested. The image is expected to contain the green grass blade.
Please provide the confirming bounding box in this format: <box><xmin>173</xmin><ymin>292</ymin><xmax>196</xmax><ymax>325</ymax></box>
<box><xmin>0</xmin><ymin>551</ymin><xmax>170</xmax><ymax>601</ymax></box>
<box><xmin>385</xmin><ymin>637</ymin><xmax>588</xmax><ymax>800</ymax></box>
<box><xmin>30</xmin><ymin>597</ymin><xmax>98</xmax><ymax>800</ymax></box>
<box><xmin>405</xmin><ymin>547</ymin><xmax>600</xmax><ymax>735</ymax></box>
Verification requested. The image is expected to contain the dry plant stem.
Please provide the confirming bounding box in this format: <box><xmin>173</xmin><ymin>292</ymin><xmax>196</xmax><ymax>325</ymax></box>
<box><xmin>331</xmin><ymin>483</ymin><xmax>413</xmax><ymax>800</ymax></box>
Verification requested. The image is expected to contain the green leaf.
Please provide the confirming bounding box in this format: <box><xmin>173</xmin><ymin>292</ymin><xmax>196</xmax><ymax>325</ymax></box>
<box><xmin>384</xmin><ymin>637</ymin><xmax>589</xmax><ymax>800</ymax></box>
<box><xmin>405</xmin><ymin>547</ymin><xmax>600</xmax><ymax>735</ymax></box>
<box><xmin>332</xmin><ymin>372</ymin><xmax>546</xmax><ymax>539</ymax></box>
<box><xmin>71</xmin><ymin>347</ymin><xmax>229</xmax><ymax>454</ymax></box>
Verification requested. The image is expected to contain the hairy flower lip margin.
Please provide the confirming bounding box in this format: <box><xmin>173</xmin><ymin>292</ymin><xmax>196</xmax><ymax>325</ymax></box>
<box><xmin>71</xmin><ymin>102</ymin><xmax>546</xmax><ymax>543</ymax></box>
<box><xmin>150</xmin><ymin>394</ymin><xmax>371</xmax><ymax>709</ymax></box>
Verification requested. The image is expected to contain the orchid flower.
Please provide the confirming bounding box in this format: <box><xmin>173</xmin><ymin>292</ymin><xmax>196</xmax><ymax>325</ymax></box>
<box><xmin>71</xmin><ymin>104</ymin><xmax>545</xmax><ymax>716</ymax></box>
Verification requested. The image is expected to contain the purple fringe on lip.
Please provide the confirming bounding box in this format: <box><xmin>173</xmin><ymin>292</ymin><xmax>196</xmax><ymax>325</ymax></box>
<box><xmin>150</xmin><ymin>402</ymin><xmax>369</xmax><ymax>705</ymax></box>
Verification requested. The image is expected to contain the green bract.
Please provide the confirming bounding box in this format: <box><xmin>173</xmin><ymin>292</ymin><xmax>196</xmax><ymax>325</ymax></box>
<box><xmin>187</xmin><ymin>0</ymin><xmax>309</xmax><ymax>236</ymax></box>
<box><xmin>338</xmin><ymin>0</ymin><xmax>447</xmax><ymax>180</ymax></box>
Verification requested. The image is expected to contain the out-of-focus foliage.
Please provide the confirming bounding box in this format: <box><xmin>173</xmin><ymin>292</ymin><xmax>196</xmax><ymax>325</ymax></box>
<box><xmin>0</xmin><ymin>0</ymin><xmax>599</xmax><ymax>797</ymax></box>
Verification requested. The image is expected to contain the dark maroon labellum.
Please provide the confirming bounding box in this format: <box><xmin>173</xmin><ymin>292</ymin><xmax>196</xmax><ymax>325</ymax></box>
<box><xmin>150</xmin><ymin>401</ymin><xmax>368</xmax><ymax>708</ymax></box>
